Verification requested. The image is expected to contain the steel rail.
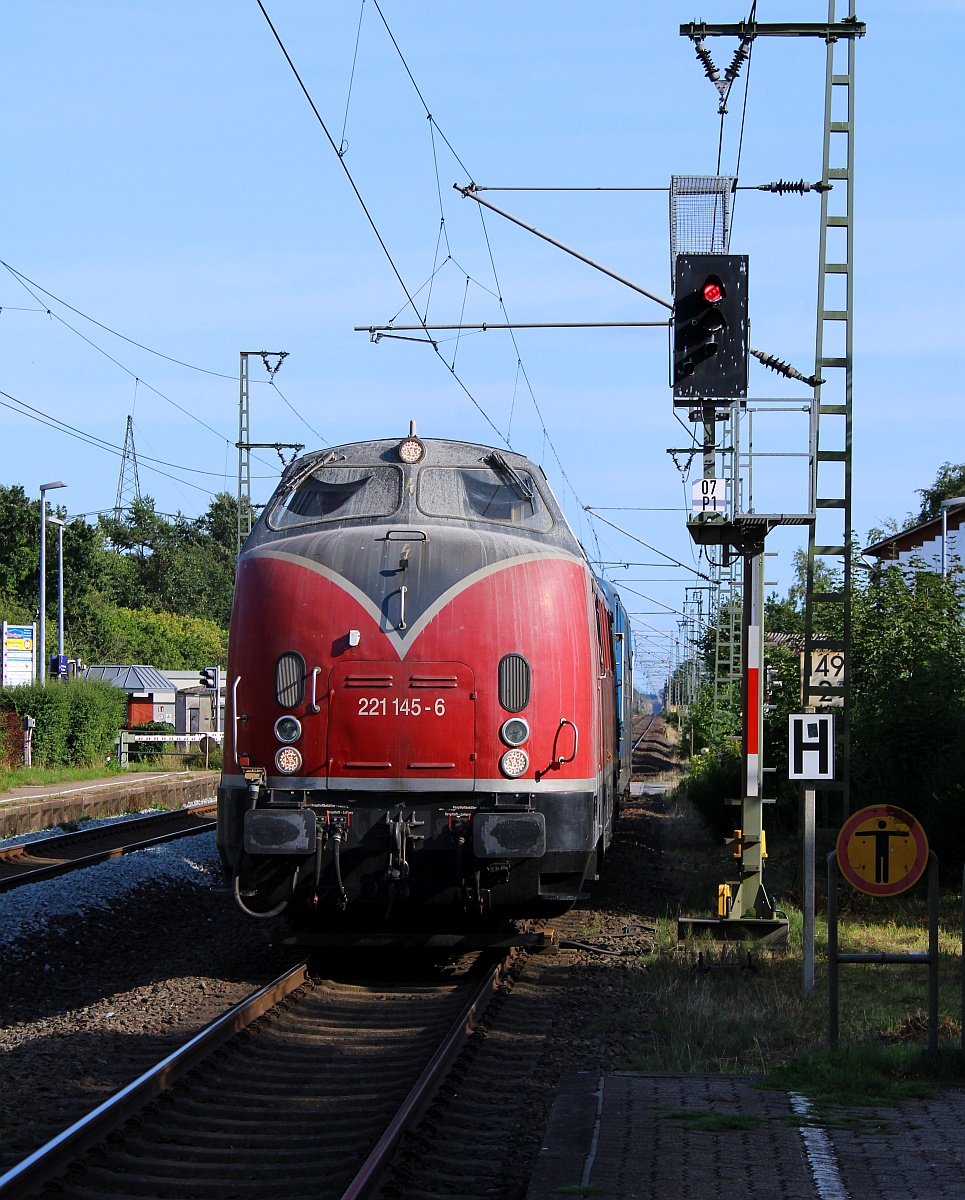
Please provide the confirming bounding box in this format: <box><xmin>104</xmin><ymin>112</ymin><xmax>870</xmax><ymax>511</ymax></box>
<box><xmin>0</xmin><ymin>960</ymin><xmax>312</xmax><ymax>1200</ymax></box>
<box><xmin>0</xmin><ymin>803</ymin><xmax>217</xmax><ymax>892</ymax></box>
<box><xmin>340</xmin><ymin>951</ymin><xmax>512</xmax><ymax>1200</ymax></box>
<box><xmin>630</xmin><ymin>713</ymin><xmax>658</xmax><ymax>756</ymax></box>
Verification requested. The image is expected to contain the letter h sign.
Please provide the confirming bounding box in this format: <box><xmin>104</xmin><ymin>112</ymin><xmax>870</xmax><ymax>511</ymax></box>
<box><xmin>788</xmin><ymin>714</ymin><xmax>834</xmax><ymax>781</ymax></box>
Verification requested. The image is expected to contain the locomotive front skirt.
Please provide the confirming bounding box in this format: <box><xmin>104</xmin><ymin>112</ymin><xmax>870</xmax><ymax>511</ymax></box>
<box><xmin>217</xmin><ymin>432</ymin><xmax>633</xmax><ymax>933</ymax></box>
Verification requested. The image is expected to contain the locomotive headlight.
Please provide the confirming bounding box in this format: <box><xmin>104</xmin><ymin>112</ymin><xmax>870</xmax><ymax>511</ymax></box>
<box><xmin>274</xmin><ymin>715</ymin><xmax>302</xmax><ymax>744</ymax></box>
<box><xmin>499</xmin><ymin>747</ymin><xmax>529</xmax><ymax>778</ymax></box>
<box><xmin>398</xmin><ymin>436</ymin><xmax>425</xmax><ymax>464</ymax></box>
<box><xmin>275</xmin><ymin>746</ymin><xmax>302</xmax><ymax>774</ymax></box>
<box><xmin>500</xmin><ymin>717</ymin><xmax>530</xmax><ymax>747</ymax></box>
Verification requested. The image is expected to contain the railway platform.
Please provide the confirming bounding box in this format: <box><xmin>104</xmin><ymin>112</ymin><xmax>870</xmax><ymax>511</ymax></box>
<box><xmin>0</xmin><ymin>770</ymin><xmax>218</xmax><ymax>838</ymax></box>
<box><xmin>526</xmin><ymin>1070</ymin><xmax>965</xmax><ymax>1200</ymax></box>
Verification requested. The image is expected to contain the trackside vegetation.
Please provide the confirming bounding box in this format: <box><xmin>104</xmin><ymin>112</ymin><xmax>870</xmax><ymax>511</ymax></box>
<box><xmin>0</xmin><ymin>678</ymin><xmax>127</xmax><ymax>769</ymax></box>
<box><xmin>0</xmin><ymin>485</ymin><xmax>236</xmax><ymax>669</ymax></box>
<box><xmin>679</xmin><ymin>459</ymin><xmax>965</xmax><ymax>875</ymax></box>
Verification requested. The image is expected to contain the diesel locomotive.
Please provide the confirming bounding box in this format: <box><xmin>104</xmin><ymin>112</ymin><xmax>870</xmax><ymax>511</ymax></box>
<box><xmin>217</xmin><ymin>428</ymin><xmax>633</xmax><ymax>935</ymax></box>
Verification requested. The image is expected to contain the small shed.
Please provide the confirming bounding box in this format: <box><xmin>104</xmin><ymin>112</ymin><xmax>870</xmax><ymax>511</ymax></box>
<box><xmin>84</xmin><ymin>664</ymin><xmax>176</xmax><ymax>727</ymax></box>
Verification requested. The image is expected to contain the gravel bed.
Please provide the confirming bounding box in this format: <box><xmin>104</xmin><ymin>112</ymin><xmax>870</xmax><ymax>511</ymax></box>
<box><xmin>0</xmin><ymin>721</ymin><xmax>682</xmax><ymax>1194</ymax></box>
<box><xmin>0</xmin><ymin>831</ymin><xmax>298</xmax><ymax>1172</ymax></box>
<box><xmin>389</xmin><ymin>723</ymin><xmax>685</xmax><ymax>1199</ymax></box>
<box><xmin>0</xmin><ymin>806</ymin><xmax>172</xmax><ymax>850</ymax></box>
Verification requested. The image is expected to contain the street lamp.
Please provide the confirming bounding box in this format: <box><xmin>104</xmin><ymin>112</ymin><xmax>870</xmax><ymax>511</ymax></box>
<box><xmin>39</xmin><ymin>481</ymin><xmax>67</xmax><ymax>683</ymax></box>
<box><xmin>48</xmin><ymin>517</ymin><xmax>66</xmax><ymax>674</ymax></box>
<box><xmin>940</xmin><ymin>496</ymin><xmax>965</xmax><ymax>576</ymax></box>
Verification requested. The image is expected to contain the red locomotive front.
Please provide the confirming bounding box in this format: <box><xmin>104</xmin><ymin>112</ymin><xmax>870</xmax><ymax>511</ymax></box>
<box><xmin>217</xmin><ymin>432</ymin><xmax>629</xmax><ymax>933</ymax></box>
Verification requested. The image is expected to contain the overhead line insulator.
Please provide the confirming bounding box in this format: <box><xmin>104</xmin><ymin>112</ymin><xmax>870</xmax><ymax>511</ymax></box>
<box><xmin>724</xmin><ymin>36</ymin><xmax>754</xmax><ymax>83</ymax></box>
<box><xmin>750</xmin><ymin>347</ymin><xmax>824</xmax><ymax>389</ymax></box>
<box><xmin>757</xmin><ymin>179</ymin><xmax>832</xmax><ymax>196</ymax></box>
<box><xmin>692</xmin><ymin>38</ymin><xmax>720</xmax><ymax>83</ymax></box>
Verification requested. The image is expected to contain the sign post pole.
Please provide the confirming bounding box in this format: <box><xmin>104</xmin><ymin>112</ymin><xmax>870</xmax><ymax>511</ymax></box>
<box><xmin>790</xmin><ymin>712</ymin><xmax>835</xmax><ymax>998</ymax></box>
<box><xmin>802</xmin><ymin>786</ymin><xmax>816</xmax><ymax>997</ymax></box>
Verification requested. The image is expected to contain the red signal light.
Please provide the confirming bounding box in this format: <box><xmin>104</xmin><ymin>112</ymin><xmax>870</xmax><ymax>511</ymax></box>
<box><xmin>702</xmin><ymin>279</ymin><xmax>723</xmax><ymax>303</ymax></box>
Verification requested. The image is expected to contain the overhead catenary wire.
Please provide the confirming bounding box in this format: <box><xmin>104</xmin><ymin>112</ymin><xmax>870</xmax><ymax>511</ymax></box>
<box><xmin>256</xmin><ymin>0</ymin><xmax>509</xmax><ymax>450</ymax></box>
<box><xmin>0</xmin><ymin>391</ymin><xmax>219</xmax><ymax>496</ymax></box>
<box><xmin>344</xmin><ymin>0</ymin><xmax>603</xmax><ymax>556</ymax></box>
<box><xmin>0</xmin><ymin>387</ymin><xmax>275</xmax><ymax>485</ymax></box>
<box><xmin>0</xmin><ymin>260</ymin><xmax>237</xmax><ymax>381</ymax></box>
<box><xmin>2</xmin><ymin>263</ymin><xmax>231</xmax><ymax>444</ymax></box>
<box><xmin>1</xmin><ymin>262</ymin><xmax>304</xmax><ymax>479</ymax></box>
<box><xmin>337</xmin><ymin>0</ymin><xmax>367</xmax><ymax>156</ymax></box>
<box><xmin>585</xmin><ymin>510</ymin><xmax>713</xmax><ymax>582</ymax></box>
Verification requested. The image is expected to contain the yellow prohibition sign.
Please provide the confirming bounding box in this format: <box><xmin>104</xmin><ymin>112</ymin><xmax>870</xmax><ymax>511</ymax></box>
<box><xmin>836</xmin><ymin>805</ymin><xmax>929</xmax><ymax>896</ymax></box>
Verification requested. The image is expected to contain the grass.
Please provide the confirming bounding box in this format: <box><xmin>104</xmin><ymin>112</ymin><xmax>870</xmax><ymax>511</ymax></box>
<box><xmin>0</xmin><ymin>756</ymin><xmax>216</xmax><ymax>794</ymax></box>
<box><xmin>0</xmin><ymin>762</ymin><xmax>127</xmax><ymax>794</ymax></box>
<box><xmin>653</xmin><ymin>1106</ymin><xmax>766</xmax><ymax>1132</ymax></box>
<box><xmin>587</xmin><ymin>786</ymin><xmax>965</xmax><ymax>1098</ymax></box>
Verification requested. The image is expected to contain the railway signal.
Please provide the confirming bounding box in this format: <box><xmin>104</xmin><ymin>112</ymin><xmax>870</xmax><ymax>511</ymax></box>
<box><xmin>672</xmin><ymin>253</ymin><xmax>748</xmax><ymax>402</ymax></box>
<box><xmin>200</xmin><ymin>666</ymin><xmax>217</xmax><ymax>690</ymax></box>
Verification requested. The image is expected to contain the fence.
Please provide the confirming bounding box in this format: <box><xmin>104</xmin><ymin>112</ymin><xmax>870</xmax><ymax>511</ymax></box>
<box><xmin>117</xmin><ymin>730</ymin><xmax>224</xmax><ymax>770</ymax></box>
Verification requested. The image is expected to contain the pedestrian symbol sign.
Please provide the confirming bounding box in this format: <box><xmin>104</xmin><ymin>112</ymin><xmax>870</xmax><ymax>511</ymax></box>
<box><xmin>837</xmin><ymin>805</ymin><xmax>929</xmax><ymax>896</ymax></box>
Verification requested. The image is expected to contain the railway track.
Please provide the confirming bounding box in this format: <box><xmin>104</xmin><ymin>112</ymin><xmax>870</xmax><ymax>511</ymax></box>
<box><xmin>0</xmin><ymin>950</ymin><xmax>514</xmax><ymax>1200</ymax></box>
<box><xmin>0</xmin><ymin>803</ymin><xmax>217</xmax><ymax>892</ymax></box>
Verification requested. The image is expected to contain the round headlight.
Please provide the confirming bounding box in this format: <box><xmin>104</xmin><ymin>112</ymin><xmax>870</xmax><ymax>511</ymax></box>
<box><xmin>499</xmin><ymin>748</ymin><xmax>529</xmax><ymax>779</ymax></box>
<box><xmin>275</xmin><ymin>746</ymin><xmax>303</xmax><ymax>774</ymax></box>
<box><xmin>500</xmin><ymin>717</ymin><xmax>530</xmax><ymax>747</ymax></box>
<box><xmin>398</xmin><ymin>437</ymin><xmax>425</xmax><ymax>464</ymax></box>
<box><xmin>274</xmin><ymin>715</ymin><xmax>302</xmax><ymax>744</ymax></box>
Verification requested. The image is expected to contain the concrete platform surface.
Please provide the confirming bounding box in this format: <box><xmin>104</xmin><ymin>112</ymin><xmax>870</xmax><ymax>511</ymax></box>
<box><xmin>0</xmin><ymin>771</ymin><xmax>219</xmax><ymax>838</ymax></box>
<box><xmin>0</xmin><ymin>771</ymin><xmax>201</xmax><ymax>804</ymax></box>
<box><xmin>526</xmin><ymin>1071</ymin><xmax>965</xmax><ymax>1200</ymax></box>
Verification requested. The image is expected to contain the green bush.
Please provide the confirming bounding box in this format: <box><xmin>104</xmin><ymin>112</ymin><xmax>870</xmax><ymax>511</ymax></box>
<box><xmin>684</xmin><ymin>741</ymin><xmax>742</xmax><ymax>839</ymax></box>
<box><xmin>0</xmin><ymin>679</ymin><xmax>128</xmax><ymax>767</ymax></box>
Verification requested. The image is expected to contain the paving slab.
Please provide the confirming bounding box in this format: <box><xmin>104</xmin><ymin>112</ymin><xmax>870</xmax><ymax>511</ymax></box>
<box><xmin>526</xmin><ymin>1071</ymin><xmax>965</xmax><ymax>1200</ymax></box>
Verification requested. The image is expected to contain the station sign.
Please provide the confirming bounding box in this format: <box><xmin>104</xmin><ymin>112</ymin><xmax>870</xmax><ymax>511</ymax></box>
<box><xmin>836</xmin><ymin>805</ymin><xmax>929</xmax><ymax>896</ymax></box>
<box><xmin>1</xmin><ymin>622</ymin><xmax>36</xmax><ymax>688</ymax></box>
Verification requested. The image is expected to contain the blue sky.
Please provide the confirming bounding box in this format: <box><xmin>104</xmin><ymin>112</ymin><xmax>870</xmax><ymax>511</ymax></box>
<box><xmin>2</xmin><ymin>2</ymin><xmax>962</xmax><ymax>689</ymax></box>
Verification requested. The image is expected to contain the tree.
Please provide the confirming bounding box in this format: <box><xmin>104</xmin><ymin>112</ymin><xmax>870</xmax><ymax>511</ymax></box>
<box><xmin>914</xmin><ymin>461</ymin><xmax>965</xmax><ymax>525</ymax></box>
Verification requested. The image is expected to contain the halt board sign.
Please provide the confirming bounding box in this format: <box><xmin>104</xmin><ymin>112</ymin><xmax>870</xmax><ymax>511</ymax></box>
<box><xmin>788</xmin><ymin>714</ymin><xmax>834</xmax><ymax>780</ymax></box>
<box><xmin>836</xmin><ymin>805</ymin><xmax>929</xmax><ymax>896</ymax></box>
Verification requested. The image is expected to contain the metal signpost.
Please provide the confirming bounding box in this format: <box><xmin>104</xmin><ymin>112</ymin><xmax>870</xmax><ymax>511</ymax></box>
<box><xmin>828</xmin><ymin>805</ymin><xmax>937</xmax><ymax>1052</ymax></box>
<box><xmin>789</xmin><ymin>713</ymin><xmax>835</xmax><ymax>996</ymax></box>
<box><xmin>671</xmin><ymin>9</ymin><xmax>864</xmax><ymax>945</ymax></box>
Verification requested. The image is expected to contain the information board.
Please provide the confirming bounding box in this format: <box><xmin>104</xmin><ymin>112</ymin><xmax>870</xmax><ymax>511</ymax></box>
<box><xmin>1</xmin><ymin>622</ymin><xmax>36</xmax><ymax>688</ymax></box>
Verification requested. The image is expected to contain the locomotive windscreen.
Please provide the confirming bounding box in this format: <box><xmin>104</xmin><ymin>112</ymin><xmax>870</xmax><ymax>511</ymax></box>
<box><xmin>418</xmin><ymin>467</ymin><xmax>553</xmax><ymax>530</ymax></box>
<box><xmin>269</xmin><ymin>465</ymin><xmax>403</xmax><ymax>528</ymax></box>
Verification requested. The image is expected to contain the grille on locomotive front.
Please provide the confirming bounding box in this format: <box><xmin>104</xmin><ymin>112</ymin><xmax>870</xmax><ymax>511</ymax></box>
<box><xmin>275</xmin><ymin>651</ymin><xmax>306</xmax><ymax>708</ymax></box>
<box><xmin>498</xmin><ymin>653</ymin><xmax>531</xmax><ymax>712</ymax></box>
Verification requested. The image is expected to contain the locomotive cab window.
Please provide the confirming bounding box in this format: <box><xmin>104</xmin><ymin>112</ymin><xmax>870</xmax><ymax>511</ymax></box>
<box><xmin>268</xmin><ymin>465</ymin><xmax>403</xmax><ymax>529</ymax></box>
<box><xmin>418</xmin><ymin>464</ymin><xmax>552</xmax><ymax>531</ymax></box>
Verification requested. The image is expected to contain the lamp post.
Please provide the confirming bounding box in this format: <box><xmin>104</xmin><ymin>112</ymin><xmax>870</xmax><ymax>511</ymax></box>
<box><xmin>39</xmin><ymin>481</ymin><xmax>67</xmax><ymax>683</ymax></box>
<box><xmin>940</xmin><ymin>496</ymin><xmax>965</xmax><ymax>576</ymax></box>
<box><xmin>48</xmin><ymin>517</ymin><xmax>66</xmax><ymax>672</ymax></box>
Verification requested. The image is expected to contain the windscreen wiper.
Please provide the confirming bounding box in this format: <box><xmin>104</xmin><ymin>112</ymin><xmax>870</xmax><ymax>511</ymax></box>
<box><xmin>486</xmin><ymin>452</ymin><xmax>534</xmax><ymax>502</ymax></box>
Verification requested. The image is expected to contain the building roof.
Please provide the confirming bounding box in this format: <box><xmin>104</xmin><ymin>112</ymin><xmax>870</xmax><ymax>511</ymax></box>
<box><xmin>864</xmin><ymin>508</ymin><xmax>965</xmax><ymax>560</ymax></box>
<box><xmin>84</xmin><ymin>664</ymin><xmax>175</xmax><ymax>693</ymax></box>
